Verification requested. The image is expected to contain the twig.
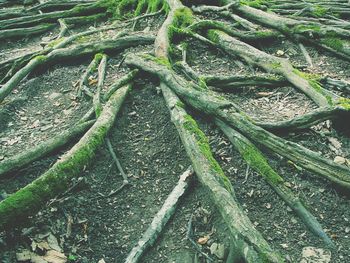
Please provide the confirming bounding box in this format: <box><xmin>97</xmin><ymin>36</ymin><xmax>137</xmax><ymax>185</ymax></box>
<box><xmin>124</xmin><ymin>168</ymin><xmax>193</xmax><ymax>263</ymax></box>
<box><xmin>105</xmin><ymin>137</ymin><xmax>128</xmax><ymax>184</ymax></box>
<box><xmin>93</xmin><ymin>54</ymin><xmax>108</xmax><ymax>117</ymax></box>
<box><xmin>298</xmin><ymin>43</ymin><xmax>313</xmax><ymax>67</ymax></box>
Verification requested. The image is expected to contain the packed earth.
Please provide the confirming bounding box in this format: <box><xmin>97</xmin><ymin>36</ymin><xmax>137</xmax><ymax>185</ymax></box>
<box><xmin>0</xmin><ymin>0</ymin><xmax>350</xmax><ymax>262</ymax></box>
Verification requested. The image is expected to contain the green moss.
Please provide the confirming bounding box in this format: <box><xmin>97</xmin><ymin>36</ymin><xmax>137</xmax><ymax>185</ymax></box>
<box><xmin>322</xmin><ymin>37</ymin><xmax>344</xmax><ymax>52</ymax></box>
<box><xmin>240</xmin><ymin>0</ymin><xmax>269</xmax><ymax>8</ymax></box>
<box><xmin>35</xmin><ymin>55</ymin><xmax>48</xmax><ymax>62</ymax></box>
<box><xmin>176</xmin><ymin>101</ymin><xmax>185</xmax><ymax>108</ymax></box>
<box><xmin>198</xmin><ymin>77</ymin><xmax>208</xmax><ymax>90</ymax></box>
<box><xmin>311</xmin><ymin>6</ymin><xmax>327</xmax><ymax>18</ymax></box>
<box><xmin>47</xmin><ymin>38</ymin><xmax>65</xmax><ymax>48</ymax></box>
<box><xmin>293</xmin><ymin>69</ymin><xmax>333</xmax><ymax>105</ymax></box>
<box><xmin>94</xmin><ymin>53</ymin><xmax>104</xmax><ymax>61</ymax></box>
<box><xmin>134</xmin><ymin>0</ymin><xmax>147</xmax><ymax>16</ymax></box>
<box><xmin>337</xmin><ymin>97</ymin><xmax>350</xmax><ymax>110</ymax></box>
<box><xmin>142</xmin><ymin>54</ymin><xmax>171</xmax><ymax>69</ymax></box>
<box><xmin>270</xmin><ymin>61</ymin><xmax>281</xmax><ymax>69</ymax></box>
<box><xmin>241</xmin><ymin>145</ymin><xmax>284</xmax><ymax>185</ymax></box>
<box><xmin>168</xmin><ymin>7</ymin><xmax>193</xmax><ymax>40</ymax></box>
<box><xmin>207</xmin><ymin>29</ymin><xmax>220</xmax><ymax>43</ymax></box>
<box><xmin>293</xmin><ymin>24</ymin><xmax>321</xmax><ymax>35</ymax></box>
<box><xmin>183</xmin><ymin>115</ymin><xmax>233</xmax><ymax>193</ymax></box>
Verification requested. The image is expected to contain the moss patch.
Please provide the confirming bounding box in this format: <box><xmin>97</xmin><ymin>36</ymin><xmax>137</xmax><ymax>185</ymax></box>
<box><xmin>183</xmin><ymin>115</ymin><xmax>234</xmax><ymax>194</ymax></box>
<box><xmin>293</xmin><ymin>69</ymin><xmax>333</xmax><ymax>105</ymax></box>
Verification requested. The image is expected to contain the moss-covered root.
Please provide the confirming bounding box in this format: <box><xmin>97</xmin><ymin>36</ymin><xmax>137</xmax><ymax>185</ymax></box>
<box><xmin>0</xmin><ymin>55</ymin><xmax>47</xmax><ymax>103</ymax></box>
<box><xmin>124</xmin><ymin>53</ymin><xmax>350</xmax><ymax>190</ymax></box>
<box><xmin>0</xmin><ymin>85</ymin><xmax>131</xmax><ymax>230</ymax></box>
<box><xmin>206</xmin><ymin>29</ymin><xmax>339</xmax><ymax>108</ymax></box>
<box><xmin>216</xmin><ymin>119</ymin><xmax>334</xmax><ymax>248</ymax></box>
<box><xmin>102</xmin><ymin>0</ymin><xmax>168</xmax><ymax>18</ymax></box>
<box><xmin>0</xmin><ymin>34</ymin><xmax>154</xmax><ymax>103</ymax></box>
<box><xmin>154</xmin><ymin>0</ymin><xmax>193</xmax><ymax>59</ymax></box>
<box><xmin>93</xmin><ymin>54</ymin><xmax>108</xmax><ymax>117</ymax></box>
<box><xmin>0</xmin><ymin>23</ymin><xmax>55</xmax><ymax>40</ymax></box>
<box><xmin>0</xmin><ymin>120</ymin><xmax>95</xmax><ymax>178</ymax></box>
<box><xmin>161</xmin><ymin>84</ymin><xmax>283</xmax><ymax>263</ymax></box>
<box><xmin>77</xmin><ymin>53</ymin><xmax>104</xmax><ymax>98</ymax></box>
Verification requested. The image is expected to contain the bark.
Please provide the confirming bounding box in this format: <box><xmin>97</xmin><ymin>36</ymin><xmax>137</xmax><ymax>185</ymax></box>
<box><xmin>0</xmin><ymin>85</ymin><xmax>131</xmax><ymax>230</ymax></box>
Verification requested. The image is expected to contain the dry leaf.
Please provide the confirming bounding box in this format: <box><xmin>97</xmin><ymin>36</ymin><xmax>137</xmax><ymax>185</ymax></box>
<box><xmin>197</xmin><ymin>236</ymin><xmax>209</xmax><ymax>245</ymax></box>
<box><xmin>43</xmin><ymin>250</ymin><xmax>67</xmax><ymax>263</ymax></box>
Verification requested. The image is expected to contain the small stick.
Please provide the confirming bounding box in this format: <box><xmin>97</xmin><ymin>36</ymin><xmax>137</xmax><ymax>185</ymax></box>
<box><xmin>93</xmin><ymin>54</ymin><xmax>107</xmax><ymax>117</ymax></box>
<box><xmin>105</xmin><ymin>137</ymin><xmax>128</xmax><ymax>184</ymax></box>
<box><xmin>77</xmin><ymin>54</ymin><xmax>103</xmax><ymax>98</ymax></box>
<box><xmin>298</xmin><ymin>43</ymin><xmax>313</xmax><ymax>67</ymax></box>
<box><xmin>124</xmin><ymin>168</ymin><xmax>193</xmax><ymax>263</ymax></box>
<box><xmin>57</xmin><ymin>18</ymin><xmax>68</xmax><ymax>39</ymax></box>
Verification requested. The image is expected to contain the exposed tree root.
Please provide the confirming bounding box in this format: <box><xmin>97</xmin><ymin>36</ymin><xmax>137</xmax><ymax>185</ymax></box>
<box><xmin>0</xmin><ymin>120</ymin><xmax>95</xmax><ymax>178</ymax></box>
<box><xmin>0</xmin><ymin>23</ymin><xmax>55</xmax><ymax>40</ymax></box>
<box><xmin>0</xmin><ymin>85</ymin><xmax>131</xmax><ymax>230</ymax></box>
<box><xmin>0</xmin><ymin>0</ymin><xmax>349</xmax><ymax>261</ymax></box>
<box><xmin>0</xmin><ymin>22</ymin><xmax>128</xmax><ymax>83</ymax></box>
<box><xmin>161</xmin><ymin>84</ymin><xmax>283</xmax><ymax>262</ymax></box>
<box><xmin>216</xmin><ymin>119</ymin><xmax>334</xmax><ymax>247</ymax></box>
<box><xmin>124</xmin><ymin>54</ymin><xmax>350</xmax><ymax>190</ymax></box>
<box><xmin>124</xmin><ymin>168</ymin><xmax>193</xmax><ymax>263</ymax></box>
<box><xmin>0</xmin><ymin>33</ymin><xmax>154</xmax><ymax>103</ymax></box>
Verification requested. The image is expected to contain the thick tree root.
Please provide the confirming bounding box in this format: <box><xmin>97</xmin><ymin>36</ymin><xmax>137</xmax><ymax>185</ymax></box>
<box><xmin>124</xmin><ymin>54</ymin><xmax>350</xmax><ymax>190</ymax></box>
<box><xmin>205</xmin><ymin>30</ymin><xmax>341</xmax><ymax>108</ymax></box>
<box><xmin>0</xmin><ymin>33</ymin><xmax>154</xmax><ymax>103</ymax></box>
<box><xmin>161</xmin><ymin>84</ymin><xmax>283</xmax><ymax>262</ymax></box>
<box><xmin>216</xmin><ymin>119</ymin><xmax>334</xmax><ymax>247</ymax></box>
<box><xmin>93</xmin><ymin>53</ymin><xmax>107</xmax><ymax>117</ymax></box>
<box><xmin>220</xmin><ymin>0</ymin><xmax>350</xmax><ymax>60</ymax></box>
<box><xmin>0</xmin><ymin>85</ymin><xmax>131</xmax><ymax>230</ymax></box>
<box><xmin>204</xmin><ymin>74</ymin><xmax>287</xmax><ymax>89</ymax></box>
<box><xmin>0</xmin><ymin>22</ymin><xmax>126</xmax><ymax>82</ymax></box>
<box><xmin>124</xmin><ymin>168</ymin><xmax>193</xmax><ymax>263</ymax></box>
<box><xmin>256</xmin><ymin>106</ymin><xmax>345</xmax><ymax>132</ymax></box>
<box><xmin>0</xmin><ymin>2</ymin><xmax>104</xmax><ymax>30</ymax></box>
<box><xmin>0</xmin><ymin>23</ymin><xmax>55</xmax><ymax>40</ymax></box>
<box><xmin>0</xmin><ymin>120</ymin><xmax>95</xmax><ymax>178</ymax></box>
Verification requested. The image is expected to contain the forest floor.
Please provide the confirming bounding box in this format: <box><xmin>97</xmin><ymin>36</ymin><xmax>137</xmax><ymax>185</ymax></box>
<box><xmin>1</xmin><ymin>11</ymin><xmax>350</xmax><ymax>263</ymax></box>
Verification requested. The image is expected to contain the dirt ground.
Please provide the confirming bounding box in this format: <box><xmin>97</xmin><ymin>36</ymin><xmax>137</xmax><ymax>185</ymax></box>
<box><xmin>1</xmin><ymin>8</ymin><xmax>350</xmax><ymax>263</ymax></box>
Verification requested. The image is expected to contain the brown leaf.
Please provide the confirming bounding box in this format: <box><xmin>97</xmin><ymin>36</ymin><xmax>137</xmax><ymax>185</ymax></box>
<box><xmin>197</xmin><ymin>236</ymin><xmax>209</xmax><ymax>245</ymax></box>
<box><xmin>43</xmin><ymin>250</ymin><xmax>67</xmax><ymax>263</ymax></box>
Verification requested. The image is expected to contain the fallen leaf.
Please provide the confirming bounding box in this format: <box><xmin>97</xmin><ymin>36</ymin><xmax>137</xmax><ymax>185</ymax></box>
<box><xmin>197</xmin><ymin>236</ymin><xmax>209</xmax><ymax>245</ymax></box>
<box><xmin>43</xmin><ymin>250</ymin><xmax>67</xmax><ymax>263</ymax></box>
<box><xmin>47</xmin><ymin>233</ymin><xmax>62</xmax><ymax>252</ymax></box>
